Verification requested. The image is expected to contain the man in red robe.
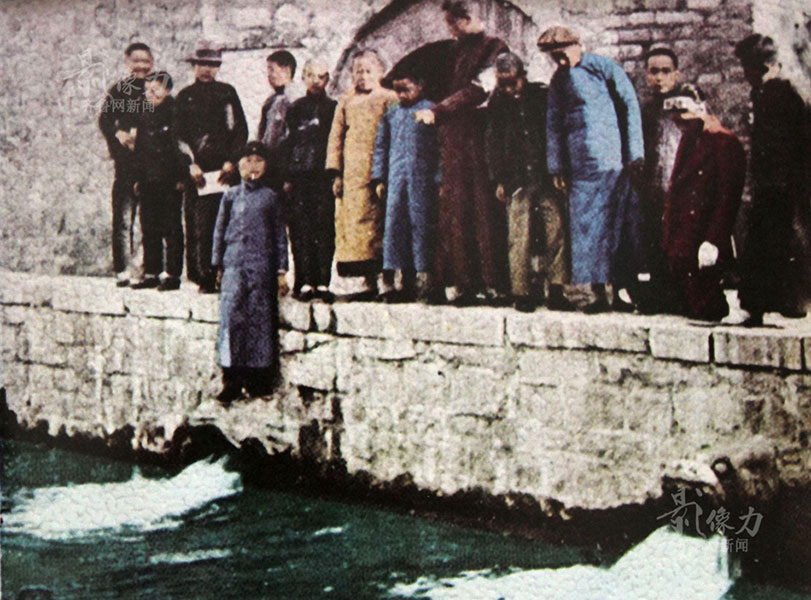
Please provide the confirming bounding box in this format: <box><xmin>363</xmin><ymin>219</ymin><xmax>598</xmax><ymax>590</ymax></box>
<box><xmin>415</xmin><ymin>0</ymin><xmax>509</xmax><ymax>305</ymax></box>
<box><xmin>660</xmin><ymin>85</ymin><xmax>746</xmax><ymax>321</ymax></box>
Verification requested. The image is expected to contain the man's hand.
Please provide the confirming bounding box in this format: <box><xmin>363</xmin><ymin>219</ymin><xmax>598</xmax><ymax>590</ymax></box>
<box><xmin>216</xmin><ymin>268</ymin><xmax>223</xmax><ymax>290</ymax></box>
<box><xmin>190</xmin><ymin>164</ymin><xmax>205</xmax><ymax>188</ymax></box>
<box><xmin>698</xmin><ymin>241</ymin><xmax>719</xmax><ymax>269</ymax></box>
<box><xmin>218</xmin><ymin>161</ymin><xmax>236</xmax><ymax>185</ymax></box>
<box><xmin>415</xmin><ymin>109</ymin><xmax>435</xmax><ymax>125</ymax></box>
<box><xmin>495</xmin><ymin>183</ymin><xmax>507</xmax><ymax>203</ymax></box>
<box><xmin>375</xmin><ymin>182</ymin><xmax>386</xmax><ymax>201</ymax></box>
<box><xmin>333</xmin><ymin>176</ymin><xmax>343</xmax><ymax>198</ymax></box>
<box><xmin>133</xmin><ymin>182</ymin><xmax>140</xmax><ymax>196</ymax></box>
<box><xmin>278</xmin><ymin>273</ymin><xmax>290</xmax><ymax>296</ymax></box>
<box><xmin>283</xmin><ymin>181</ymin><xmax>293</xmax><ymax>196</ymax></box>
<box><xmin>115</xmin><ymin>129</ymin><xmax>136</xmax><ymax>151</ymax></box>
<box><xmin>552</xmin><ymin>175</ymin><xmax>568</xmax><ymax>193</ymax></box>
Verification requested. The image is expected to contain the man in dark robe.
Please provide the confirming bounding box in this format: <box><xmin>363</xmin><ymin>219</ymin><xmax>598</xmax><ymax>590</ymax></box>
<box><xmin>98</xmin><ymin>42</ymin><xmax>153</xmax><ymax>287</ymax></box>
<box><xmin>661</xmin><ymin>85</ymin><xmax>746</xmax><ymax>321</ymax></box>
<box><xmin>638</xmin><ymin>47</ymin><xmax>684</xmax><ymax>313</ymax></box>
<box><xmin>415</xmin><ymin>0</ymin><xmax>509</xmax><ymax>305</ymax></box>
<box><xmin>175</xmin><ymin>41</ymin><xmax>248</xmax><ymax>293</ymax></box>
<box><xmin>734</xmin><ymin>34</ymin><xmax>811</xmax><ymax>325</ymax></box>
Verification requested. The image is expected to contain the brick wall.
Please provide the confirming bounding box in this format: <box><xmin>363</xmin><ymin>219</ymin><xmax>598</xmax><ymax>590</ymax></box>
<box><xmin>3</xmin><ymin>270</ymin><xmax>811</xmax><ymax>511</ymax></box>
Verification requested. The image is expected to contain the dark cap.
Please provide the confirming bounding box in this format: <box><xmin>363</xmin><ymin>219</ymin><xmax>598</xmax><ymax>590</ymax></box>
<box><xmin>240</xmin><ymin>141</ymin><xmax>268</xmax><ymax>161</ymax></box>
<box><xmin>537</xmin><ymin>26</ymin><xmax>580</xmax><ymax>51</ymax></box>
<box><xmin>186</xmin><ymin>40</ymin><xmax>223</xmax><ymax>65</ymax></box>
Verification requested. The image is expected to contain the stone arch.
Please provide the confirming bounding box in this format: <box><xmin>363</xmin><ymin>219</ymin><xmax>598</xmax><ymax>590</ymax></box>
<box><xmin>330</xmin><ymin>0</ymin><xmax>548</xmax><ymax>95</ymax></box>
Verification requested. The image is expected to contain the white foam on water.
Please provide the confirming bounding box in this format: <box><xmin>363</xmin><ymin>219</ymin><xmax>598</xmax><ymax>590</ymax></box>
<box><xmin>389</xmin><ymin>526</ymin><xmax>733</xmax><ymax>600</ymax></box>
<box><xmin>4</xmin><ymin>456</ymin><xmax>242</xmax><ymax>541</ymax></box>
<box><xmin>148</xmin><ymin>548</ymin><xmax>232</xmax><ymax>565</ymax></box>
<box><xmin>313</xmin><ymin>526</ymin><xmax>346</xmax><ymax>537</ymax></box>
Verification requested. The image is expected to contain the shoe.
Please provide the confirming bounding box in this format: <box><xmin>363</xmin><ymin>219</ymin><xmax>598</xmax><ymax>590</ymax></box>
<box><xmin>198</xmin><ymin>282</ymin><xmax>217</xmax><ymax>294</ymax></box>
<box><xmin>115</xmin><ymin>272</ymin><xmax>130</xmax><ymax>287</ymax></box>
<box><xmin>216</xmin><ymin>383</ymin><xmax>243</xmax><ymax>404</ymax></box>
<box><xmin>131</xmin><ymin>277</ymin><xmax>160</xmax><ymax>289</ymax></box>
<box><xmin>612</xmin><ymin>297</ymin><xmax>635</xmax><ymax>313</ymax></box>
<box><xmin>514</xmin><ymin>297</ymin><xmax>536</xmax><ymax>313</ymax></box>
<box><xmin>245</xmin><ymin>381</ymin><xmax>273</xmax><ymax>397</ymax></box>
<box><xmin>546</xmin><ymin>287</ymin><xmax>575</xmax><ymax>311</ymax></box>
<box><xmin>294</xmin><ymin>285</ymin><xmax>315</xmax><ymax>302</ymax></box>
<box><xmin>779</xmin><ymin>308</ymin><xmax>807</xmax><ymax>319</ymax></box>
<box><xmin>158</xmin><ymin>278</ymin><xmax>181</xmax><ymax>291</ymax></box>
<box><xmin>315</xmin><ymin>287</ymin><xmax>335</xmax><ymax>303</ymax></box>
<box><xmin>582</xmin><ymin>297</ymin><xmax>610</xmax><ymax>314</ymax></box>
<box><xmin>739</xmin><ymin>313</ymin><xmax>764</xmax><ymax>327</ymax></box>
<box><xmin>334</xmin><ymin>290</ymin><xmax>378</xmax><ymax>302</ymax></box>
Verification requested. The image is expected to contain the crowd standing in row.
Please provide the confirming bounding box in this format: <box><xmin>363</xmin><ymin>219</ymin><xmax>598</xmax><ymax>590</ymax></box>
<box><xmin>99</xmin><ymin>0</ymin><xmax>811</xmax><ymax>400</ymax></box>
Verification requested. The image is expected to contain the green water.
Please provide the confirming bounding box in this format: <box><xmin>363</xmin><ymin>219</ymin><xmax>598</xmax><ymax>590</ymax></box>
<box><xmin>1</xmin><ymin>440</ymin><xmax>808</xmax><ymax>600</ymax></box>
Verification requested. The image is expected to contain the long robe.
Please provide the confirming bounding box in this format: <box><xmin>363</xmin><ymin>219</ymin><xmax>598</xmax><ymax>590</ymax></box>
<box><xmin>371</xmin><ymin>98</ymin><xmax>439</xmax><ymax>272</ymax></box>
<box><xmin>212</xmin><ymin>180</ymin><xmax>288</xmax><ymax>369</ymax></box>
<box><xmin>326</xmin><ymin>87</ymin><xmax>398</xmax><ymax>266</ymax></box>
<box><xmin>739</xmin><ymin>78</ymin><xmax>811</xmax><ymax>314</ymax></box>
<box><xmin>661</xmin><ymin>122</ymin><xmax>746</xmax><ymax>320</ymax></box>
<box><xmin>432</xmin><ymin>31</ymin><xmax>509</xmax><ymax>292</ymax></box>
<box><xmin>547</xmin><ymin>53</ymin><xmax>644</xmax><ymax>284</ymax></box>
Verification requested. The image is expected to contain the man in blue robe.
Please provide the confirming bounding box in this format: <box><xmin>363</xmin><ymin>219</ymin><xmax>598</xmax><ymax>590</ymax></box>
<box><xmin>538</xmin><ymin>26</ymin><xmax>645</xmax><ymax>312</ymax></box>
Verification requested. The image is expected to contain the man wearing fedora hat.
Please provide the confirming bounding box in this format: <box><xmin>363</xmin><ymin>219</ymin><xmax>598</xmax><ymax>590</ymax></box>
<box><xmin>538</xmin><ymin>26</ymin><xmax>645</xmax><ymax>313</ymax></box>
<box><xmin>175</xmin><ymin>41</ymin><xmax>248</xmax><ymax>293</ymax></box>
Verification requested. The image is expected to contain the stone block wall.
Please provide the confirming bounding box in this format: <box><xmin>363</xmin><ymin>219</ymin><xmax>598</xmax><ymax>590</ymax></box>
<box><xmin>7</xmin><ymin>0</ymin><xmax>806</xmax><ymax>277</ymax></box>
<box><xmin>3</xmin><ymin>270</ymin><xmax>811</xmax><ymax>512</ymax></box>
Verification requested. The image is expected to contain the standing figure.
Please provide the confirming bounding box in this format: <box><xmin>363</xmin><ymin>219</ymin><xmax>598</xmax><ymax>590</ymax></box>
<box><xmin>283</xmin><ymin>59</ymin><xmax>337</xmax><ymax>302</ymax></box>
<box><xmin>660</xmin><ymin>85</ymin><xmax>746</xmax><ymax>321</ymax></box>
<box><xmin>639</xmin><ymin>47</ymin><xmax>683</xmax><ymax>313</ymax></box>
<box><xmin>258</xmin><ymin>50</ymin><xmax>297</xmax><ymax>190</ymax></box>
<box><xmin>734</xmin><ymin>34</ymin><xmax>811</xmax><ymax>325</ymax></box>
<box><xmin>99</xmin><ymin>42</ymin><xmax>154</xmax><ymax>287</ymax></box>
<box><xmin>175</xmin><ymin>41</ymin><xmax>248</xmax><ymax>293</ymax></box>
<box><xmin>371</xmin><ymin>66</ymin><xmax>440</xmax><ymax>303</ymax></box>
<box><xmin>131</xmin><ymin>71</ymin><xmax>187</xmax><ymax>291</ymax></box>
<box><xmin>484</xmin><ymin>51</ymin><xmax>570</xmax><ymax>312</ymax></box>
<box><xmin>326</xmin><ymin>50</ymin><xmax>398</xmax><ymax>301</ymax></box>
<box><xmin>212</xmin><ymin>142</ymin><xmax>289</xmax><ymax>403</ymax></box>
<box><xmin>538</xmin><ymin>26</ymin><xmax>645</xmax><ymax>313</ymax></box>
<box><xmin>414</xmin><ymin>0</ymin><xmax>509</xmax><ymax>306</ymax></box>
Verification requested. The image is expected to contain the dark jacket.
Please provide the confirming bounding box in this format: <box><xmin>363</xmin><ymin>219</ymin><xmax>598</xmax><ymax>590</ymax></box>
<box><xmin>485</xmin><ymin>81</ymin><xmax>550</xmax><ymax>194</ymax></box>
<box><xmin>174</xmin><ymin>80</ymin><xmax>248</xmax><ymax>172</ymax></box>
<box><xmin>133</xmin><ymin>96</ymin><xmax>188</xmax><ymax>184</ymax></box>
<box><xmin>284</xmin><ymin>91</ymin><xmax>337</xmax><ymax>176</ymax></box>
<box><xmin>661</xmin><ymin>122</ymin><xmax>746</xmax><ymax>262</ymax></box>
<box><xmin>98</xmin><ymin>76</ymin><xmax>147</xmax><ymax>168</ymax></box>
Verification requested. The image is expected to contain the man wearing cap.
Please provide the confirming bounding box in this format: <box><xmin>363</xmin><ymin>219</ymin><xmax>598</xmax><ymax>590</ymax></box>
<box><xmin>414</xmin><ymin>0</ymin><xmax>509</xmax><ymax>305</ymax></box>
<box><xmin>175</xmin><ymin>41</ymin><xmax>248</xmax><ymax>293</ymax></box>
<box><xmin>660</xmin><ymin>84</ymin><xmax>746</xmax><ymax>321</ymax></box>
<box><xmin>538</xmin><ymin>26</ymin><xmax>645</xmax><ymax>312</ymax></box>
<box><xmin>98</xmin><ymin>42</ymin><xmax>154</xmax><ymax>287</ymax></box>
<box><xmin>733</xmin><ymin>34</ymin><xmax>811</xmax><ymax>325</ymax></box>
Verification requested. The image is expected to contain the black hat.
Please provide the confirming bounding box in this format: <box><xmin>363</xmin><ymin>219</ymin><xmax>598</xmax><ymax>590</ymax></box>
<box><xmin>240</xmin><ymin>141</ymin><xmax>268</xmax><ymax>161</ymax></box>
<box><xmin>186</xmin><ymin>40</ymin><xmax>223</xmax><ymax>65</ymax></box>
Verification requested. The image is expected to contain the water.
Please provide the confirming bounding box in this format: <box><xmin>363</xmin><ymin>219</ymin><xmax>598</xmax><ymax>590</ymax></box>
<box><xmin>1</xmin><ymin>440</ymin><xmax>808</xmax><ymax>600</ymax></box>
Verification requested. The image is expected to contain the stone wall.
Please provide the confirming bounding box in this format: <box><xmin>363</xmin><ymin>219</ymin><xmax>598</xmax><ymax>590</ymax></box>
<box><xmin>3</xmin><ymin>270</ymin><xmax>811</xmax><ymax>513</ymax></box>
<box><xmin>7</xmin><ymin>0</ymin><xmax>806</xmax><ymax>277</ymax></box>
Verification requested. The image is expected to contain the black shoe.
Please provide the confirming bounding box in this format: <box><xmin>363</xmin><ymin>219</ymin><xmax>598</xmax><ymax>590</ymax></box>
<box><xmin>612</xmin><ymin>297</ymin><xmax>635</xmax><ymax>313</ymax></box>
<box><xmin>245</xmin><ymin>382</ymin><xmax>273</xmax><ymax>397</ymax></box>
<box><xmin>158</xmin><ymin>278</ymin><xmax>181</xmax><ymax>291</ymax></box>
<box><xmin>514</xmin><ymin>297</ymin><xmax>536</xmax><ymax>313</ymax></box>
<box><xmin>335</xmin><ymin>290</ymin><xmax>378</xmax><ymax>302</ymax></box>
<box><xmin>739</xmin><ymin>313</ymin><xmax>764</xmax><ymax>327</ymax></box>
<box><xmin>582</xmin><ymin>297</ymin><xmax>610</xmax><ymax>314</ymax></box>
<box><xmin>198</xmin><ymin>282</ymin><xmax>217</xmax><ymax>294</ymax></box>
<box><xmin>315</xmin><ymin>288</ymin><xmax>335</xmax><ymax>303</ymax></box>
<box><xmin>131</xmin><ymin>277</ymin><xmax>160</xmax><ymax>289</ymax></box>
<box><xmin>546</xmin><ymin>291</ymin><xmax>575</xmax><ymax>312</ymax></box>
<box><xmin>779</xmin><ymin>308</ymin><xmax>807</xmax><ymax>319</ymax></box>
<box><xmin>216</xmin><ymin>383</ymin><xmax>243</xmax><ymax>404</ymax></box>
<box><xmin>115</xmin><ymin>277</ymin><xmax>130</xmax><ymax>288</ymax></box>
<box><xmin>449</xmin><ymin>293</ymin><xmax>477</xmax><ymax>307</ymax></box>
<box><xmin>294</xmin><ymin>288</ymin><xmax>315</xmax><ymax>302</ymax></box>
